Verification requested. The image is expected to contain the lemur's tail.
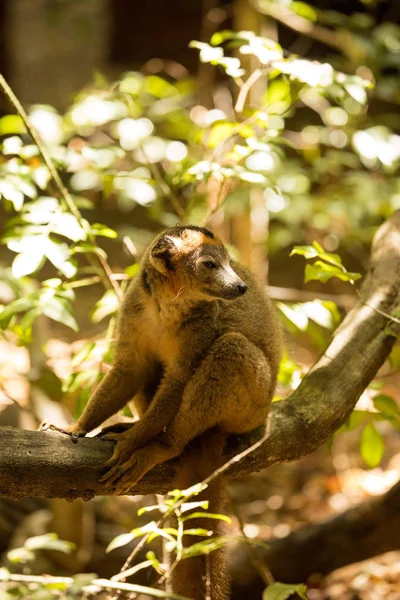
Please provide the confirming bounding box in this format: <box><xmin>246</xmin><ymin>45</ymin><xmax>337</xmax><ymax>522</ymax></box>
<box><xmin>169</xmin><ymin>428</ymin><xmax>229</xmax><ymax>600</ymax></box>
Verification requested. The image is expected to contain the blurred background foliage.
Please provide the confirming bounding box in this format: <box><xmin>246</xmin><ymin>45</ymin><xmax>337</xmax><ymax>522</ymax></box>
<box><xmin>0</xmin><ymin>0</ymin><xmax>400</xmax><ymax>598</ymax></box>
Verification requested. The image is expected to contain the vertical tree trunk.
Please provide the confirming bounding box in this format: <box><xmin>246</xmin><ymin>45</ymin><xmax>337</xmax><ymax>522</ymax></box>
<box><xmin>5</xmin><ymin>0</ymin><xmax>110</xmax><ymax>110</ymax></box>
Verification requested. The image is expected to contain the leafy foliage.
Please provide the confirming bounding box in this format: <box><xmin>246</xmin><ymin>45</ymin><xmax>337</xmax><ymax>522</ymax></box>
<box><xmin>290</xmin><ymin>241</ymin><xmax>361</xmax><ymax>284</ymax></box>
<box><xmin>106</xmin><ymin>483</ymin><xmax>231</xmax><ymax>577</ymax></box>
<box><xmin>263</xmin><ymin>582</ymin><xmax>308</xmax><ymax>600</ymax></box>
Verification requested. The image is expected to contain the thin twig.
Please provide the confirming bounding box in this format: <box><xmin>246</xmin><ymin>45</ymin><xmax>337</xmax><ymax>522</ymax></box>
<box><xmin>0</xmin><ymin>572</ymin><xmax>191</xmax><ymax>600</ymax></box>
<box><xmin>235</xmin><ymin>68</ymin><xmax>262</xmax><ymax>113</ymax></box>
<box><xmin>139</xmin><ymin>144</ymin><xmax>185</xmax><ymax>221</ymax></box>
<box><xmin>0</xmin><ymin>73</ymin><xmax>123</xmax><ymax>301</ymax></box>
<box><xmin>116</xmin><ymin>415</ymin><xmax>273</xmax><ymax>581</ymax></box>
<box><xmin>65</xmin><ymin>273</ymin><xmax>129</xmax><ymax>289</ymax></box>
<box><xmin>357</xmin><ymin>290</ymin><xmax>400</xmax><ymax>325</ymax></box>
<box><xmin>94</xmin><ymin>578</ymin><xmax>192</xmax><ymax>599</ymax></box>
<box><xmin>201</xmin><ymin>178</ymin><xmax>227</xmax><ymax>227</ymax></box>
<box><xmin>230</xmin><ymin>501</ymin><xmax>274</xmax><ymax>586</ymax></box>
<box><xmin>254</xmin><ymin>0</ymin><xmax>344</xmax><ymax>53</ymax></box>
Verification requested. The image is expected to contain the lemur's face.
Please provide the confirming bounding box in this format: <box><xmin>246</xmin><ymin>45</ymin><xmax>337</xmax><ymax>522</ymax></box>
<box><xmin>149</xmin><ymin>226</ymin><xmax>248</xmax><ymax>301</ymax></box>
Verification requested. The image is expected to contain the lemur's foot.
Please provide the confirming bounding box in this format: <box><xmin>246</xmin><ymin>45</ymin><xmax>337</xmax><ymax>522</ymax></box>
<box><xmin>39</xmin><ymin>421</ymin><xmax>85</xmax><ymax>443</ymax></box>
<box><xmin>101</xmin><ymin>445</ymin><xmax>154</xmax><ymax>494</ymax></box>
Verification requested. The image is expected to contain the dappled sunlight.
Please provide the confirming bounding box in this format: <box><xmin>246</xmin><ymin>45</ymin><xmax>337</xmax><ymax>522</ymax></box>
<box><xmin>116</xmin><ymin>117</ymin><xmax>154</xmax><ymax>150</ymax></box>
<box><xmin>30</xmin><ymin>107</ymin><xmax>63</xmax><ymax>145</ymax></box>
<box><xmin>70</xmin><ymin>95</ymin><xmax>127</xmax><ymax>127</ymax></box>
<box><xmin>353</xmin><ymin>127</ymin><xmax>400</xmax><ymax>168</ymax></box>
<box><xmin>245</xmin><ymin>150</ymin><xmax>276</xmax><ymax>172</ymax></box>
<box><xmin>113</xmin><ymin>176</ymin><xmax>156</xmax><ymax>206</ymax></box>
<box><xmin>166</xmin><ymin>141</ymin><xmax>187</xmax><ymax>162</ymax></box>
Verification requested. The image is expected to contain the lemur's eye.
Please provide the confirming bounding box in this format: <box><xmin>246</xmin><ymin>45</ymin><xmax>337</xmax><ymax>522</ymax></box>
<box><xmin>203</xmin><ymin>260</ymin><xmax>217</xmax><ymax>269</ymax></box>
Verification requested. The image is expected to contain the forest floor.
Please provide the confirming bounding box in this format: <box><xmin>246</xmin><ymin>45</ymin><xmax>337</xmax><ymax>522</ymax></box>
<box><xmin>229</xmin><ymin>422</ymin><xmax>400</xmax><ymax>600</ymax></box>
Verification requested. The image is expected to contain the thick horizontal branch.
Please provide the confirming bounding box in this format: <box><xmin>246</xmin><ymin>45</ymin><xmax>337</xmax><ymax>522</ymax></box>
<box><xmin>1</xmin><ymin>213</ymin><xmax>400</xmax><ymax>500</ymax></box>
<box><xmin>230</xmin><ymin>479</ymin><xmax>400</xmax><ymax>595</ymax></box>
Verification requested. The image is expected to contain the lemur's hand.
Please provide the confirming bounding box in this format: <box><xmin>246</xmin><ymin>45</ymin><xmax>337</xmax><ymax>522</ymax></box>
<box><xmin>39</xmin><ymin>421</ymin><xmax>86</xmax><ymax>443</ymax></box>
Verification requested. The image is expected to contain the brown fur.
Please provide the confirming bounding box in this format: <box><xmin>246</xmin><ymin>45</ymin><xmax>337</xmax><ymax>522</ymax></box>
<box><xmin>68</xmin><ymin>225</ymin><xmax>282</xmax><ymax>599</ymax></box>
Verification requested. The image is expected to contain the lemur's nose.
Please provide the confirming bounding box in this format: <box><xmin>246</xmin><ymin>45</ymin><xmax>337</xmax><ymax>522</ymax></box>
<box><xmin>237</xmin><ymin>282</ymin><xmax>248</xmax><ymax>295</ymax></box>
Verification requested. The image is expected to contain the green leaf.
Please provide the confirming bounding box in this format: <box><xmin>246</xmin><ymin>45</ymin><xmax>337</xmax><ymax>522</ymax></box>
<box><xmin>0</xmin><ymin>298</ymin><xmax>35</xmax><ymax>324</ymax></box>
<box><xmin>137</xmin><ymin>504</ymin><xmax>165</xmax><ymax>516</ymax></box>
<box><xmin>62</xmin><ymin>370</ymin><xmax>99</xmax><ymax>394</ymax></box>
<box><xmin>106</xmin><ymin>533</ymin><xmax>135</xmax><ymax>553</ymax></box>
<box><xmin>0</xmin><ymin>115</ymin><xmax>26</xmax><ymax>135</ymax></box>
<box><xmin>91</xmin><ymin>289</ymin><xmax>119</xmax><ymax>323</ymax></box>
<box><xmin>277</xmin><ymin>355</ymin><xmax>301</xmax><ymax>387</ymax></box>
<box><xmin>43</xmin><ymin>278</ymin><xmax>63</xmax><ymax>288</ymax></box>
<box><xmin>182</xmin><ymin>528</ymin><xmax>212</xmax><ymax>537</ymax></box>
<box><xmin>45</xmin><ymin>240</ymin><xmax>77</xmax><ymax>278</ymax></box>
<box><xmin>265</xmin><ymin>80</ymin><xmax>292</xmax><ymax>113</ymax></box>
<box><xmin>373</xmin><ymin>394</ymin><xmax>400</xmax><ymax>418</ymax></box>
<box><xmin>341</xmin><ymin>410</ymin><xmax>368</xmax><ymax>431</ymax></box>
<box><xmin>189</xmin><ymin>41</ymin><xmax>245</xmax><ymax>76</ymax></box>
<box><xmin>291</xmin><ymin>242</ymin><xmax>361</xmax><ymax>285</ymax></box>
<box><xmin>276</xmin><ymin>302</ymin><xmax>308</xmax><ymax>331</ymax></box>
<box><xmin>292</xmin><ymin>2</ymin><xmax>317</xmax><ymax>21</ymax></box>
<box><xmin>210</xmin><ymin>30</ymin><xmax>237</xmax><ymax>45</ymax></box>
<box><xmin>0</xmin><ymin>183</ymin><xmax>24</xmax><ymax>210</ymax></box>
<box><xmin>181</xmin><ymin>537</ymin><xmax>226</xmax><ymax>558</ymax></box>
<box><xmin>218</xmin><ymin>56</ymin><xmax>245</xmax><ymax>77</ymax></box>
<box><xmin>181</xmin><ymin>512</ymin><xmax>231</xmax><ymax>524</ymax></box>
<box><xmin>238</xmin><ymin>171</ymin><xmax>267</xmax><ymax>183</ymax></box>
<box><xmin>345</xmin><ymin>83</ymin><xmax>368</xmax><ymax>105</ymax></box>
<box><xmin>7</xmin><ymin>547</ymin><xmax>35</xmax><ymax>564</ymax></box>
<box><xmin>263</xmin><ymin>582</ymin><xmax>308</xmax><ymax>600</ymax></box>
<box><xmin>189</xmin><ymin>41</ymin><xmax>224</xmax><ymax>63</ymax></box>
<box><xmin>25</xmin><ymin>533</ymin><xmax>74</xmax><ymax>554</ymax></box>
<box><xmin>360</xmin><ymin>421</ymin><xmax>384</xmax><ymax>468</ymax></box>
<box><xmin>71</xmin><ymin>341</ymin><xmax>97</xmax><ymax>367</ymax></box>
<box><xmin>125</xmin><ymin>263</ymin><xmax>140</xmax><ymax>278</ymax></box>
<box><xmin>179</xmin><ymin>501</ymin><xmax>209</xmax><ymax>513</ymax></box>
<box><xmin>301</xmin><ymin>301</ymin><xmax>334</xmax><ymax>329</ymax></box>
<box><xmin>41</xmin><ymin>296</ymin><xmax>78</xmax><ymax>332</ymax></box>
<box><xmin>90</xmin><ymin>223</ymin><xmax>118</xmax><ymax>239</ymax></box>
<box><xmin>291</xmin><ymin>242</ymin><xmax>343</xmax><ymax>269</ymax></box>
<box><xmin>305</xmin><ymin>261</ymin><xmax>361</xmax><ymax>284</ymax></box>
<box><xmin>12</xmin><ymin>251</ymin><xmax>44</xmax><ymax>278</ymax></box>
<box><xmin>52</xmin><ymin>213</ymin><xmax>86</xmax><ymax>242</ymax></box>
<box><xmin>207</xmin><ymin>122</ymin><xmax>235</xmax><ymax>149</ymax></box>
<box><xmin>289</xmin><ymin>245</ymin><xmax>319</xmax><ymax>259</ymax></box>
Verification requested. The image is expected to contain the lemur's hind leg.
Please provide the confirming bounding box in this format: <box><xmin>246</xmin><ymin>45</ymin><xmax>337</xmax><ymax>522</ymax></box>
<box><xmin>101</xmin><ymin>332</ymin><xmax>271</xmax><ymax>493</ymax></box>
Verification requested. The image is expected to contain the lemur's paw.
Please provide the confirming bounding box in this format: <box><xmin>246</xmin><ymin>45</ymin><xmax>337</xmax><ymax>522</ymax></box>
<box><xmin>100</xmin><ymin>442</ymin><xmax>154</xmax><ymax>494</ymax></box>
<box><xmin>39</xmin><ymin>421</ymin><xmax>86</xmax><ymax>443</ymax></box>
<box><xmin>101</xmin><ymin>453</ymin><xmax>148</xmax><ymax>494</ymax></box>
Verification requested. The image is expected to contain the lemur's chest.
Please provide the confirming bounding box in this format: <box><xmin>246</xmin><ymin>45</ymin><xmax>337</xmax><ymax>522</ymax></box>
<box><xmin>140</xmin><ymin>302</ymin><xmax>183</xmax><ymax>367</ymax></box>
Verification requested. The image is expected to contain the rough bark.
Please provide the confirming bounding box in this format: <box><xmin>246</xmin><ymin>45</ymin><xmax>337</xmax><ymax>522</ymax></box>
<box><xmin>230</xmin><ymin>479</ymin><xmax>400</xmax><ymax>597</ymax></box>
<box><xmin>1</xmin><ymin>213</ymin><xmax>400</xmax><ymax>500</ymax></box>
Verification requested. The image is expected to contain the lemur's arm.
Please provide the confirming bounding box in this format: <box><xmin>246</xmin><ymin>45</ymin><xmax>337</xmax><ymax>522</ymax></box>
<box><xmin>68</xmin><ymin>363</ymin><xmax>140</xmax><ymax>436</ymax></box>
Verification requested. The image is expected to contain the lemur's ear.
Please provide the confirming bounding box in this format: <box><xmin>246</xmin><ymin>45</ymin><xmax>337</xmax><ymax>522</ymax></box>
<box><xmin>150</xmin><ymin>235</ymin><xmax>182</xmax><ymax>274</ymax></box>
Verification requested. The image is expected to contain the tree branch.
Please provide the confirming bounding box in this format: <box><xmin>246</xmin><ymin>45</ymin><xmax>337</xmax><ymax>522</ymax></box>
<box><xmin>230</xmin><ymin>479</ymin><xmax>400</xmax><ymax>595</ymax></box>
<box><xmin>254</xmin><ymin>0</ymin><xmax>344</xmax><ymax>54</ymax></box>
<box><xmin>1</xmin><ymin>212</ymin><xmax>400</xmax><ymax>501</ymax></box>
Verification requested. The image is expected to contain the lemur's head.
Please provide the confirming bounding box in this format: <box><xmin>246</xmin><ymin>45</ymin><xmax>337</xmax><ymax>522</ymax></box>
<box><xmin>149</xmin><ymin>225</ymin><xmax>248</xmax><ymax>301</ymax></box>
